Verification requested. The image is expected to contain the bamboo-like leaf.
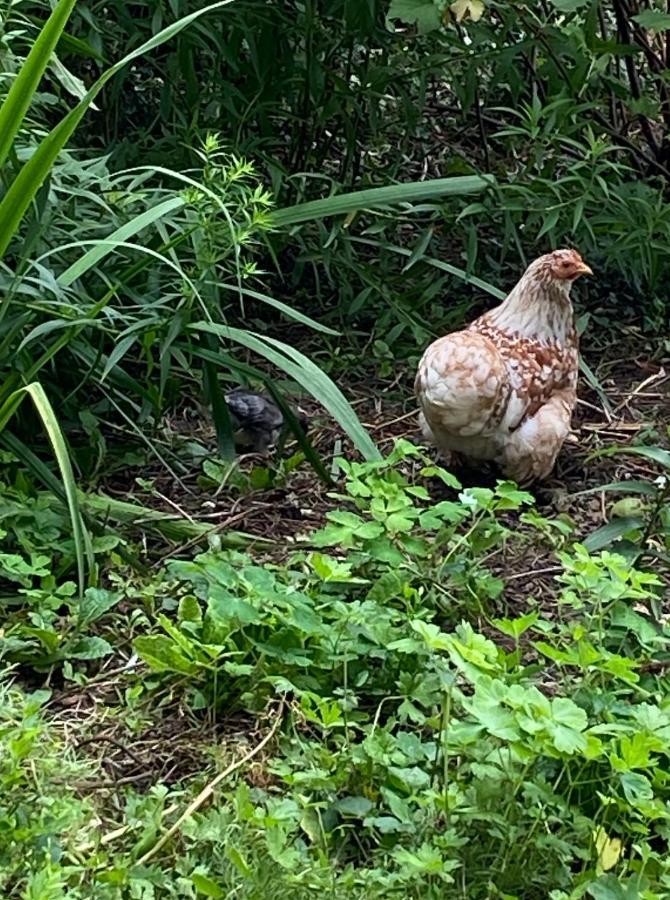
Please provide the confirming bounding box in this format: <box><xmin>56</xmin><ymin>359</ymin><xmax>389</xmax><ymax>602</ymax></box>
<box><xmin>0</xmin><ymin>382</ymin><xmax>91</xmax><ymax>593</ymax></box>
<box><xmin>271</xmin><ymin>176</ymin><xmax>494</xmax><ymax>227</ymax></box>
<box><xmin>190</xmin><ymin>322</ymin><xmax>381</xmax><ymax>461</ymax></box>
<box><xmin>190</xmin><ymin>345</ymin><xmax>332</xmax><ymax>483</ymax></box>
<box><xmin>572</xmin><ymin>480</ymin><xmax>659</xmax><ymax>498</ymax></box>
<box><xmin>219</xmin><ymin>285</ymin><xmax>340</xmax><ymax>335</ymax></box>
<box><xmin>0</xmin><ymin>0</ymin><xmax>236</xmax><ymax>259</ymax></box>
<box><xmin>588</xmin><ymin>445</ymin><xmax>670</xmax><ymax>470</ymax></box>
<box><xmin>0</xmin><ymin>0</ymin><xmax>77</xmax><ymax>169</ymax></box>
<box><xmin>57</xmin><ymin>197</ymin><xmax>185</xmax><ymax>286</ymax></box>
<box><xmin>583</xmin><ymin>517</ymin><xmax>645</xmax><ymax>552</ymax></box>
<box><xmin>353</xmin><ymin>236</ymin><xmax>505</xmax><ymax>300</ymax></box>
<box><xmin>82</xmin><ymin>493</ymin><xmax>274</xmax><ymax>546</ymax></box>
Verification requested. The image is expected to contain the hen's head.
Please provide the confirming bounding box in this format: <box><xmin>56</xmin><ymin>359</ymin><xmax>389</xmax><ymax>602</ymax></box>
<box><xmin>531</xmin><ymin>249</ymin><xmax>592</xmax><ymax>284</ymax></box>
<box><xmin>488</xmin><ymin>248</ymin><xmax>591</xmax><ymax>341</ymax></box>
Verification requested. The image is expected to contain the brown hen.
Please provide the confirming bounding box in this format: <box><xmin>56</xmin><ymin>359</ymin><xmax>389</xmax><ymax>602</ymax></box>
<box><xmin>415</xmin><ymin>249</ymin><xmax>592</xmax><ymax>485</ymax></box>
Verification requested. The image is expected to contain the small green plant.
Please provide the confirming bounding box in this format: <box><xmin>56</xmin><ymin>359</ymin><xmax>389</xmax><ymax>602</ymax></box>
<box><xmin>582</xmin><ymin>445</ymin><xmax>670</xmax><ymax>570</ymax></box>
<box><xmin>133</xmin><ymin>441</ymin><xmax>532</xmax><ymax>706</ymax></box>
<box><xmin>0</xmin><ymin>679</ymin><xmax>99</xmax><ymax>898</ymax></box>
<box><xmin>0</xmin><ymin>475</ymin><xmax>122</xmax><ymax>669</ymax></box>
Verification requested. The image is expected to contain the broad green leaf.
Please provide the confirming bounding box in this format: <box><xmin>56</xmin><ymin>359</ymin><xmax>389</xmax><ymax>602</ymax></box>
<box><xmin>619</xmin><ymin>771</ymin><xmax>653</xmax><ymax>804</ymax></box>
<box><xmin>77</xmin><ymin>588</ymin><xmax>121</xmax><ymax>627</ymax></box>
<box><xmin>492</xmin><ymin>612</ymin><xmax>539</xmax><ymax>639</ymax></box>
<box><xmin>63</xmin><ymin>636</ymin><xmax>114</xmax><ymax>660</ymax></box>
<box><xmin>191</xmin><ymin>872</ymin><xmax>224</xmax><ymax>898</ymax></box>
<box><xmin>387</xmin><ymin>0</ymin><xmax>442</xmax><ymax>32</ymax></box>
<box><xmin>551</xmin><ymin>697</ymin><xmax>588</xmax><ymax>730</ymax></box>
<box><xmin>335</xmin><ymin>796</ymin><xmax>374</xmax><ymax>817</ymax></box>
<box><xmin>610</xmin><ymin>497</ymin><xmax>648</xmax><ymax>518</ymax></box>
<box><xmin>632</xmin><ymin>10</ymin><xmax>670</xmax><ymax>31</ymax></box>
<box><xmin>178</xmin><ymin>596</ymin><xmax>203</xmax><ymax>624</ymax></box>
<box><xmin>224</xmin><ymin>847</ymin><xmax>251</xmax><ymax>877</ymax></box>
<box><xmin>133</xmin><ymin>635</ymin><xmax>200</xmax><ymax>675</ymax></box>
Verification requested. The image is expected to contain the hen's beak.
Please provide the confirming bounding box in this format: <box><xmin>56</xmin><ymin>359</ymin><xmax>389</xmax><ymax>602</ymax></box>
<box><xmin>576</xmin><ymin>261</ymin><xmax>593</xmax><ymax>276</ymax></box>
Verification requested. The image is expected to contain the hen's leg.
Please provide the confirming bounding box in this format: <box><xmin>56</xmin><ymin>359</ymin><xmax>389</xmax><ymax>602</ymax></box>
<box><xmin>503</xmin><ymin>388</ymin><xmax>575</xmax><ymax>485</ymax></box>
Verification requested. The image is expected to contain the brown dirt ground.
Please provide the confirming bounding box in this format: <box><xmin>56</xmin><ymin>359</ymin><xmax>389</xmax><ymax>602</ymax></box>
<box><xmin>100</xmin><ymin>325</ymin><xmax>670</xmax><ymax>571</ymax></box>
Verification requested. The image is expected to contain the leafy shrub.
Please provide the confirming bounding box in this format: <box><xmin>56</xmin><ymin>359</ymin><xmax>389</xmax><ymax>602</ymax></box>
<box><xmin>126</xmin><ymin>442</ymin><xmax>670</xmax><ymax>897</ymax></box>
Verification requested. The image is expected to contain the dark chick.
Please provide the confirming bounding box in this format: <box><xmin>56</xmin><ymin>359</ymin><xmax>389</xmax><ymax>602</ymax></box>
<box><xmin>224</xmin><ymin>388</ymin><xmax>308</xmax><ymax>453</ymax></box>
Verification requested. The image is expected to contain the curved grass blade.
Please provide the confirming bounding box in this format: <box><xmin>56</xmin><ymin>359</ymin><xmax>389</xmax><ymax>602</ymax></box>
<box><xmin>57</xmin><ymin>197</ymin><xmax>185</xmax><ymax>287</ymax></box>
<box><xmin>0</xmin><ymin>430</ymin><xmax>146</xmax><ymax>576</ymax></box>
<box><xmin>202</xmin><ymin>341</ymin><xmax>236</xmax><ymax>461</ymax></box>
<box><xmin>587</xmin><ymin>445</ymin><xmax>670</xmax><ymax>469</ymax></box>
<box><xmin>352</xmin><ymin>236</ymin><xmax>505</xmax><ymax>300</ymax></box>
<box><xmin>82</xmin><ymin>493</ymin><xmax>274</xmax><ymax>547</ymax></box>
<box><xmin>0</xmin><ymin>382</ymin><xmax>91</xmax><ymax>594</ymax></box>
<box><xmin>571</xmin><ymin>480</ymin><xmax>658</xmax><ymax>498</ymax></box>
<box><xmin>264</xmin><ymin>379</ymin><xmax>332</xmax><ymax>485</ymax></box>
<box><xmin>190</xmin><ymin>345</ymin><xmax>331</xmax><ymax>483</ymax></box>
<box><xmin>190</xmin><ymin>322</ymin><xmax>381</xmax><ymax>461</ymax></box>
<box><xmin>219</xmin><ymin>284</ymin><xmax>340</xmax><ymax>335</ymax></box>
<box><xmin>583</xmin><ymin>517</ymin><xmax>645</xmax><ymax>553</ymax></box>
<box><xmin>579</xmin><ymin>357</ymin><xmax>614</xmax><ymax>420</ymax></box>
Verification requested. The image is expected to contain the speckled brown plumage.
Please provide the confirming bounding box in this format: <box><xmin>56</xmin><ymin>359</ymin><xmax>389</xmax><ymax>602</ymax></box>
<box><xmin>415</xmin><ymin>249</ymin><xmax>591</xmax><ymax>485</ymax></box>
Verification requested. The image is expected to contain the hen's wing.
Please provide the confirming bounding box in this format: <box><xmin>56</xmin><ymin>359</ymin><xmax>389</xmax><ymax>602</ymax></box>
<box><xmin>503</xmin><ymin>386</ymin><xmax>575</xmax><ymax>484</ymax></box>
<box><xmin>415</xmin><ymin>331</ymin><xmax>511</xmax><ymax>450</ymax></box>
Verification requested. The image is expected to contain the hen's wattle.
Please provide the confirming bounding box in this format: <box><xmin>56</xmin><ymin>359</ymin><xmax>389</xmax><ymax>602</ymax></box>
<box><xmin>415</xmin><ymin>249</ymin><xmax>591</xmax><ymax>484</ymax></box>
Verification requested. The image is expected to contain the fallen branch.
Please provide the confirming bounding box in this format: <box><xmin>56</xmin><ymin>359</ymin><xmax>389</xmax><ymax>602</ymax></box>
<box><xmin>136</xmin><ymin>702</ymin><xmax>285</xmax><ymax>866</ymax></box>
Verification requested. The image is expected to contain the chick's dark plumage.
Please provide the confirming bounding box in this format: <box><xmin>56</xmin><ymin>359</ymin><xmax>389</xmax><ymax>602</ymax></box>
<box><xmin>224</xmin><ymin>388</ymin><xmax>307</xmax><ymax>452</ymax></box>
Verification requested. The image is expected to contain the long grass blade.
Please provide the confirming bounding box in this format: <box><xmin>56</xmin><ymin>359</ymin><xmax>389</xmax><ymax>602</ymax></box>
<box><xmin>587</xmin><ymin>445</ymin><xmax>670</xmax><ymax>469</ymax></box>
<box><xmin>352</xmin><ymin>236</ymin><xmax>505</xmax><ymax>300</ymax></box>
<box><xmin>271</xmin><ymin>176</ymin><xmax>494</xmax><ymax>228</ymax></box>
<box><xmin>219</xmin><ymin>285</ymin><xmax>340</xmax><ymax>335</ymax></box>
<box><xmin>191</xmin><ymin>321</ymin><xmax>381</xmax><ymax>461</ymax></box>
<box><xmin>57</xmin><ymin>197</ymin><xmax>185</xmax><ymax>286</ymax></box>
<box><xmin>0</xmin><ymin>382</ymin><xmax>91</xmax><ymax>594</ymax></box>
<box><xmin>0</xmin><ymin>0</ymin><xmax>77</xmax><ymax>169</ymax></box>
<box><xmin>190</xmin><ymin>345</ymin><xmax>332</xmax><ymax>483</ymax></box>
